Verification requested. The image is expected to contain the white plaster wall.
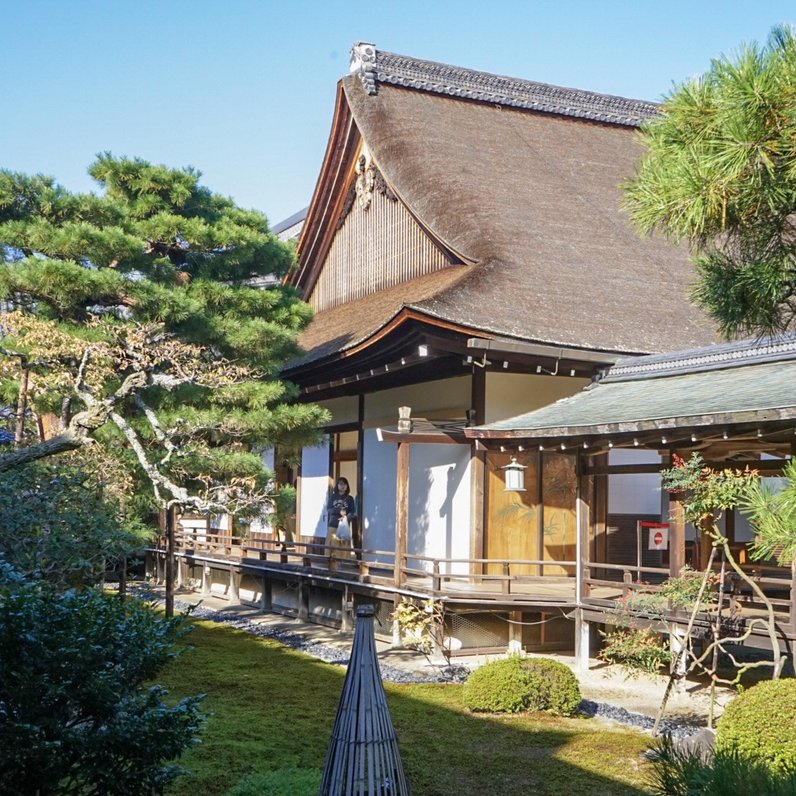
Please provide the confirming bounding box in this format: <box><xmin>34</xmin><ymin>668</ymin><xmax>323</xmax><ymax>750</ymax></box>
<box><xmin>407</xmin><ymin>443</ymin><xmax>472</xmax><ymax>575</ymax></box>
<box><xmin>608</xmin><ymin>448</ymin><xmax>663</xmax><ymax>517</ymax></box>
<box><xmin>318</xmin><ymin>396</ymin><xmax>359</xmax><ymax>426</ymax></box>
<box><xmin>362</xmin><ymin>432</ymin><xmax>471</xmax><ymax>574</ymax></box>
<box><xmin>362</xmin><ymin>428</ymin><xmax>396</xmax><ymax>559</ymax></box>
<box><xmin>364</xmin><ymin>376</ymin><xmax>469</xmax><ymax>425</ymax></box>
<box><xmin>484</xmin><ymin>372</ymin><xmax>589</xmax><ymax>424</ymax></box>
<box><xmin>299</xmin><ymin>438</ymin><xmax>330</xmax><ymax>537</ymax></box>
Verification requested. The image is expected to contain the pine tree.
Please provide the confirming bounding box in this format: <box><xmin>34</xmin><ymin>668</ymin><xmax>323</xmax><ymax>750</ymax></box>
<box><xmin>0</xmin><ymin>154</ymin><xmax>326</xmax><ymax>515</ymax></box>
<box><xmin>623</xmin><ymin>25</ymin><xmax>796</xmax><ymax>338</ymax></box>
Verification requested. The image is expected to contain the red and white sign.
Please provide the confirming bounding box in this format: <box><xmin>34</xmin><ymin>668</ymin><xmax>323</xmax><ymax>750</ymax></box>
<box><xmin>644</xmin><ymin>522</ymin><xmax>669</xmax><ymax>551</ymax></box>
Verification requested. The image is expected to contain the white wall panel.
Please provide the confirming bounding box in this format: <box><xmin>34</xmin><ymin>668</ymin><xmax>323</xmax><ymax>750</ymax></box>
<box><xmin>408</xmin><ymin>444</ymin><xmax>472</xmax><ymax>574</ymax></box>
<box><xmin>362</xmin><ymin>433</ymin><xmax>472</xmax><ymax>574</ymax></box>
<box><xmin>362</xmin><ymin>429</ymin><xmax>397</xmax><ymax>560</ymax></box>
<box><xmin>299</xmin><ymin>439</ymin><xmax>330</xmax><ymax>537</ymax></box>
<box><xmin>364</xmin><ymin>377</ymin><xmax>469</xmax><ymax>425</ymax></box>
<box><xmin>484</xmin><ymin>372</ymin><xmax>588</xmax><ymax>424</ymax></box>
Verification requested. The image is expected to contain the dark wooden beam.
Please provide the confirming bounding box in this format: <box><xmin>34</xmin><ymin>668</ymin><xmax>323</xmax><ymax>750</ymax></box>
<box><xmin>583</xmin><ymin>458</ymin><xmax>790</xmax><ymax>476</ymax></box>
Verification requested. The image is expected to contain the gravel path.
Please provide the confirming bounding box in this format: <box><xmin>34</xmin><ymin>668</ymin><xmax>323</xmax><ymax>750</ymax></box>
<box><xmin>171</xmin><ymin>597</ymin><xmax>701</xmax><ymax>740</ymax></box>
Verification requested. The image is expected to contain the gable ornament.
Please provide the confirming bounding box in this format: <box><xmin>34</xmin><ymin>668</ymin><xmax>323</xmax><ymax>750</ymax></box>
<box><xmin>349</xmin><ymin>41</ymin><xmax>378</xmax><ymax>95</ymax></box>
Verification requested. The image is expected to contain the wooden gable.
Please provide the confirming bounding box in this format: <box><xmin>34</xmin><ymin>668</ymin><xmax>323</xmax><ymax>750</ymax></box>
<box><xmin>306</xmin><ymin>143</ymin><xmax>460</xmax><ymax>312</ymax></box>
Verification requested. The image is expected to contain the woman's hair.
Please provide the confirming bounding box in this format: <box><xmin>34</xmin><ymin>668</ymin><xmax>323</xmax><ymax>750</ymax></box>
<box><xmin>335</xmin><ymin>477</ymin><xmax>351</xmax><ymax>494</ymax></box>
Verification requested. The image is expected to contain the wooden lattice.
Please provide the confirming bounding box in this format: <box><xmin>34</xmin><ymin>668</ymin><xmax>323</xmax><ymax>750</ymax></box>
<box><xmin>319</xmin><ymin>605</ymin><xmax>411</xmax><ymax>795</ymax></box>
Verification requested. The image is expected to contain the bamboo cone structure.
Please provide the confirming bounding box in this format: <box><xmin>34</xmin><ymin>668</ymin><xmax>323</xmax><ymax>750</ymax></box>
<box><xmin>319</xmin><ymin>605</ymin><xmax>411</xmax><ymax>795</ymax></box>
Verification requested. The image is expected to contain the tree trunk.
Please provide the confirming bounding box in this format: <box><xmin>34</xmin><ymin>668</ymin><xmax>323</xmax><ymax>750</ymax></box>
<box><xmin>165</xmin><ymin>505</ymin><xmax>177</xmax><ymax>618</ymax></box>
<box><xmin>14</xmin><ymin>367</ymin><xmax>29</xmax><ymax>445</ymax></box>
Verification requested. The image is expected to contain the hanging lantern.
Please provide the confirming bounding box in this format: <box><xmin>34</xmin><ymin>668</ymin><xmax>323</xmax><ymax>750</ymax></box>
<box><xmin>502</xmin><ymin>456</ymin><xmax>526</xmax><ymax>492</ymax></box>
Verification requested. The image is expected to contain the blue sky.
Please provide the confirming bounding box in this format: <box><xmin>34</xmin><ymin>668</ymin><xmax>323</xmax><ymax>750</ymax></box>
<box><xmin>1</xmin><ymin>1</ymin><xmax>794</xmax><ymax>225</ymax></box>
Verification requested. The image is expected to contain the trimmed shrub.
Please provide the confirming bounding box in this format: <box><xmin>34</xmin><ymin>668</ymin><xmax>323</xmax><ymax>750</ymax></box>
<box><xmin>226</xmin><ymin>768</ymin><xmax>321</xmax><ymax>796</ymax></box>
<box><xmin>463</xmin><ymin>656</ymin><xmax>581</xmax><ymax>716</ymax></box>
<box><xmin>648</xmin><ymin>734</ymin><xmax>796</xmax><ymax>796</ymax></box>
<box><xmin>520</xmin><ymin>657</ymin><xmax>582</xmax><ymax>717</ymax></box>
<box><xmin>716</xmin><ymin>679</ymin><xmax>796</xmax><ymax>773</ymax></box>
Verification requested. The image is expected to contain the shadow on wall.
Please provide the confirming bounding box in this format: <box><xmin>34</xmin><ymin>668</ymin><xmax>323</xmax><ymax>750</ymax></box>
<box><xmin>408</xmin><ymin>444</ymin><xmax>470</xmax><ymax>574</ymax></box>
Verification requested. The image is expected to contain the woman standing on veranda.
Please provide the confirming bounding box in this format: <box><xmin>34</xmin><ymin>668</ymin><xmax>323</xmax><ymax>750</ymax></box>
<box><xmin>327</xmin><ymin>477</ymin><xmax>356</xmax><ymax>569</ymax></box>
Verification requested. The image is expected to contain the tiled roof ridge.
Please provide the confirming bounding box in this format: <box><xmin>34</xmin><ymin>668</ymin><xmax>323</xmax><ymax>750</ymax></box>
<box><xmin>604</xmin><ymin>333</ymin><xmax>796</xmax><ymax>382</ymax></box>
<box><xmin>349</xmin><ymin>41</ymin><xmax>660</xmax><ymax>127</ymax></box>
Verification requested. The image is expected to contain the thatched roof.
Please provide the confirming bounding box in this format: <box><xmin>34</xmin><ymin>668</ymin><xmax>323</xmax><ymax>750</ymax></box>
<box><xmin>291</xmin><ymin>45</ymin><xmax>717</xmax><ymax>373</ymax></box>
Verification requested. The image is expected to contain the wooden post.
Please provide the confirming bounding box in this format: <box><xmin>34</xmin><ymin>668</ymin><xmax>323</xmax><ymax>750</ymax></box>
<box><xmin>502</xmin><ymin>562</ymin><xmax>511</xmax><ymax>594</ymax></box>
<box><xmin>394</xmin><ymin>441</ymin><xmax>409</xmax><ymax>590</ymax></box>
<box><xmin>201</xmin><ymin>563</ymin><xmax>212</xmax><ymax>597</ymax></box>
<box><xmin>176</xmin><ymin>559</ymin><xmax>186</xmax><ymax>589</ymax></box>
<box><xmin>537</xmin><ymin>451</ymin><xmax>545</xmax><ymax>577</ymax></box>
<box><xmin>668</xmin><ymin>493</ymin><xmax>686</xmax><ymax>578</ymax></box>
<box><xmin>507</xmin><ymin>610</ymin><xmax>523</xmax><ymax>653</ymax></box>
<box><xmin>341</xmin><ymin>586</ymin><xmax>354</xmax><ymax>633</ymax></box>
<box><xmin>593</xmin><ymin>453</ymin><xmax>608</xmax><ymax>568</ymax></box>
<box><xmin>469</xmin><ymin>369</ymin><xmax>486</xmax><ymax>577</ymax></box>
<box><xmin>622</xmin><ymin>570</ymin><xmax>633</xmax><ymax>599</ymax></box>
<box><xmin>165</xmin><ymin>505</ymin><xmax>177</xmax><ymax>618</ymax></box>
<box><xmin>297</xmin><ymin>578</ymin><xmax>309</xmax><ymax>621</ymax></box>
<box><xmin>432</xmin><ymin>560</ymin><xmax>441</xmax><ymax>594</ymax></box>
<box><xmin>228</xmin><ymin>568</ymin><xmax>240</xmax><ymax>605</ymax></box>
<box><xmin>260</xmin><ymin>574</ymin><xmax>272</xmax><ymax>612</ymax></box>
<box><xmin>576</xmin><ymin>455</ymin><xmax>591</xmax><ymax>603</ymax></box>
<box><xmin>574</xmin><ymin>609</ymin><xmax>591</xmax><ymax>671</ymax></box>
<box><xmin>469</xmin><ymin>443</ymin><xmax>486</xmax><ymax>578</ymax></box>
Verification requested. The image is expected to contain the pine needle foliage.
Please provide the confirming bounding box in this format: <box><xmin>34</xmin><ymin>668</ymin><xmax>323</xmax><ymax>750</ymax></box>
<box><xmin>624</xmin><ymin>24</ymin><xmax>796</xmax><ymax>338</ymax></box>
<box><xmin>0</xmin><ymin>155</ymin><xmax>327</xmax><ymax>517</ymax></box>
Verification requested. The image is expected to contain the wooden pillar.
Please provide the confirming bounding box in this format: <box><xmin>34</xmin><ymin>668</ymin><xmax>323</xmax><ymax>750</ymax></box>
<box><xmin>576</xmin><ymin>455</ymin><xmax>591</xmax><ymax>602</ymax></box>
<box><xmin>574</xmin><ymin>609</ymin><xmax>591</xmax><ymax>671</ymax></box>
<box><xmin>593</xmin><ymin>453</ymin><xmax>608</xmax><ymax>566</ymax></box>
<box><xmin>394</xmin><ymin>441</ymin><xmax>409</xmax><ymax>589</ymax></box>
<box><xmin>176</xmin><ymin>559</ymin><xmax>188</xmax><ymax>590</ymax></box>
<box><xmin>469</xmin><ymin>442</ymin><xmax>486</xmax><ymax>576</ymax></box>
<box><xmin>297</xmin><ymin>578</ymin><xmax>310</xmax><ymax>621</ymax></box>
<box><xmin>201</xmin><ymin>563</ymin><xmax>212</xmax><ymax>597</ymax></box>
<box><xmin>667</xmin><ymin>454</ymin><xmax>686</xmax><ymax>578</ymax></box>
<box><xmin>228</xmin><ymin>568</ymin><xmax>240</xmax><ymax>605</ymax></box>
<box><xmin>341</xmin><ymin>586</ymin><xmax>354</xmax><ymax>633</ymax></box>
<box><xmin>260</xmin><ymin>574</ymin><xmax>272</xmax><ymax>612</ymax></box>
<box><xmin>537</xmin><ymin>451</ymin><xmax>545</xmax><ymax>577</ymax></box>
<box><xmin>507</xmin><ymin>610</ymin><xmax>523</xmax><ymax>653</ymax></box>
<box><xmin>356</xmin><ymin>394</ymin><xmax>365</xmax><ymax>553</ymax></box>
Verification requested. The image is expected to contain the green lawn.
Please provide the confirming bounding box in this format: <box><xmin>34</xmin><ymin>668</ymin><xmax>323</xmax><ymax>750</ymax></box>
<box><xmin>159</xmin><ymin>620</ymin><xmax>653</xmax><ymax>796</ymax></box>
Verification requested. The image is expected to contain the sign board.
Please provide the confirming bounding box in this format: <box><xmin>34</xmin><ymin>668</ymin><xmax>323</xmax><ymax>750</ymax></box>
<box><xmin>642</xmin><ymin>521</ymin><xmax>669</xmax><ymax>551</ymax></box>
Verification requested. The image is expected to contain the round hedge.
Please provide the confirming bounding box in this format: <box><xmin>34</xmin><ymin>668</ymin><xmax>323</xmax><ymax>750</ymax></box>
<box><xmin>463</xmin><ymin>656</ymin><xmax>581</xmax><ymax>716</ymax></box>
<box><xmin>716</xmin><ymin>679</ymin><xmax>796</xmax><ymax>773</ymax></box>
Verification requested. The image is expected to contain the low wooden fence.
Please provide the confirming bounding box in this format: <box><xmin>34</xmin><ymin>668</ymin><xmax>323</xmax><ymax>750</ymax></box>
<box><xmin>156</xmin><ymin>530</ymin><xmax>796</xmax><ymax>635</ymax></box>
